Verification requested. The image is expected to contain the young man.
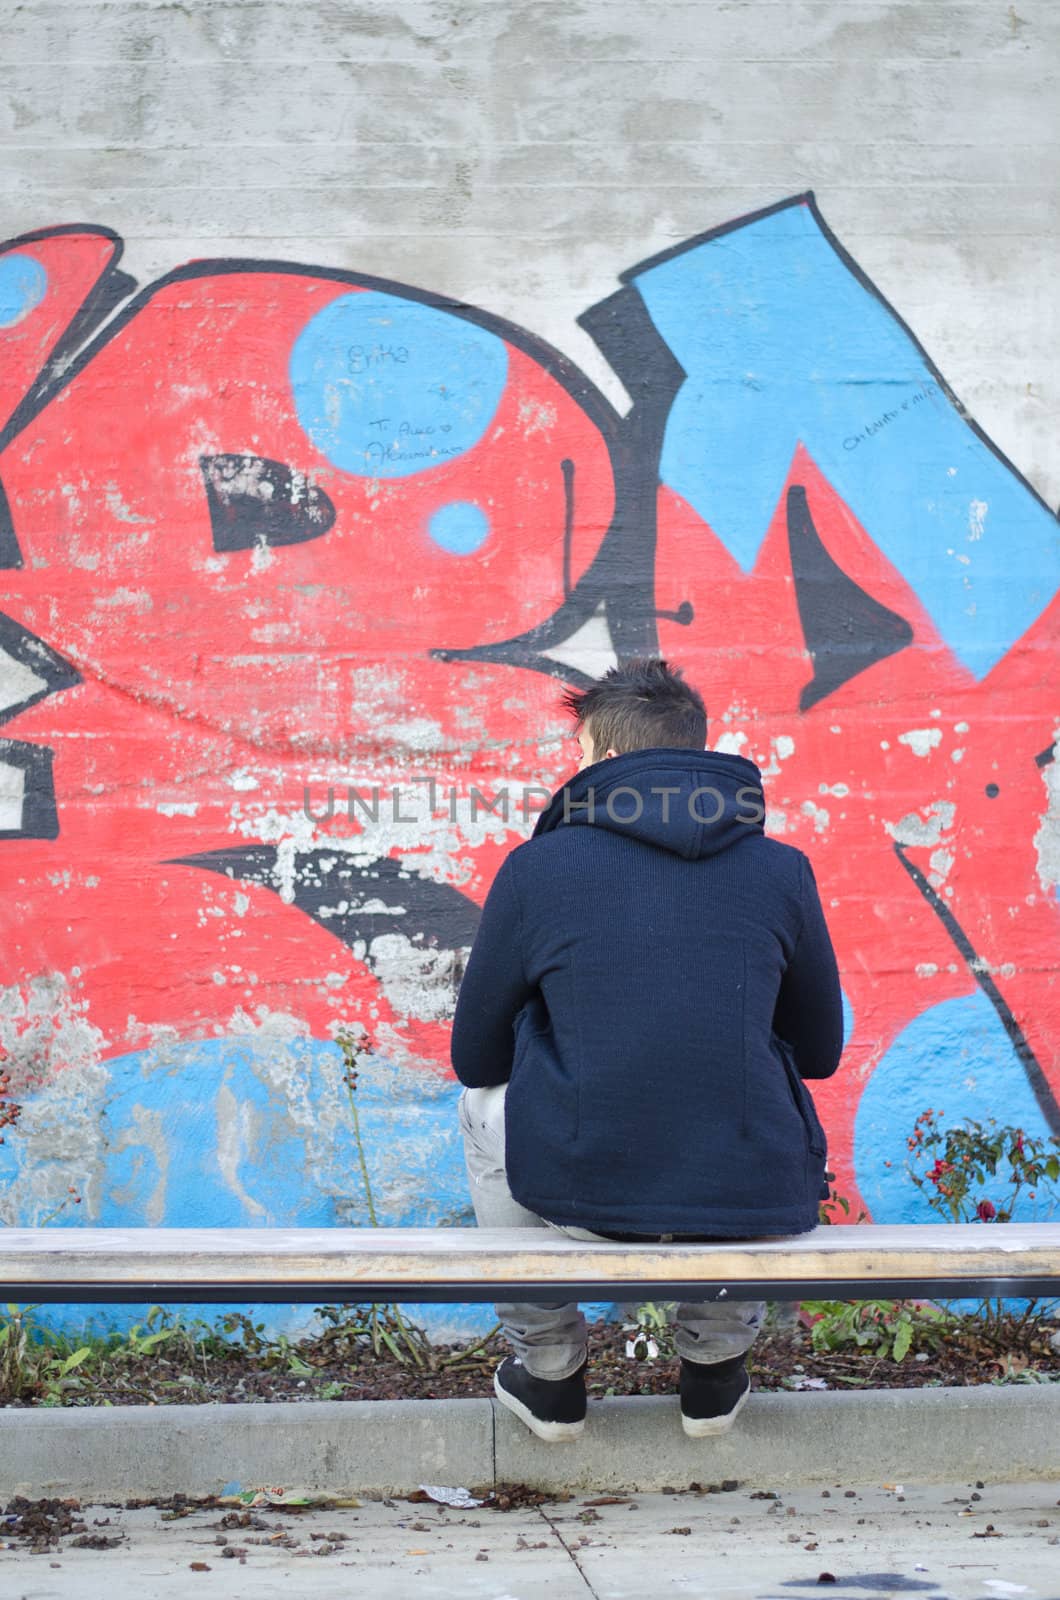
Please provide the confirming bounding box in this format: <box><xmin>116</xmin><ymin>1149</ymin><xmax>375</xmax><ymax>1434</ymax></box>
<box><xmin>451</xmin><ymin>658</ymin><xmax>843</xmax><ymax>1442</ymax></box>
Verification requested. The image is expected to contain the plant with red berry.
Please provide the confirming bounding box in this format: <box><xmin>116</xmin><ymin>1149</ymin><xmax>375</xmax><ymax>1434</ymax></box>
<box><xmin>906</xmin><ymin>1108</ymin><xmax>1060</xmax><ymax>1337</ymax></box>
<box><xmin>906</xmin><ymin>1109</ymin><xmax>1059</xmax><ymax>1226</ymax></box>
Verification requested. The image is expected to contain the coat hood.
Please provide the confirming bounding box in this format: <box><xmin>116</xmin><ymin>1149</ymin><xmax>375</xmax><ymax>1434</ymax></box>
<box><xmin>532</xmin><ymin>747</ymin><xmax>766</xmax><ymax>860</ymax></box>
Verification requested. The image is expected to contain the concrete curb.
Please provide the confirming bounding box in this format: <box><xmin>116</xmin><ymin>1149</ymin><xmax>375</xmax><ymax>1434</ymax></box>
<box><xmin>3</xmin><ymin>1386</ymin><xmax>1058</xmax><ymax>1499</ymax></box>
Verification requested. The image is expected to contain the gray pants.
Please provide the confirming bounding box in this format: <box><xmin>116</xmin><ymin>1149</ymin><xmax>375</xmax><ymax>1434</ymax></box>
<box><xmin>458</xmin><ymin>1084</ymin><xmax>764</xmax><ymax>1380</ymax></box>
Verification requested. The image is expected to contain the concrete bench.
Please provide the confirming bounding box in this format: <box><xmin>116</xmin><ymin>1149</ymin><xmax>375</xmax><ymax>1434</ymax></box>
<box><xmin>2</xmin><ymin>1222</ymin><xmax>1058</xmax><ymax>1304</ymax></box>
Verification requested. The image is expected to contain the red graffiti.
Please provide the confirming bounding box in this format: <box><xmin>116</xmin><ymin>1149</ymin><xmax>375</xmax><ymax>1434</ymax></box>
<box><xmin>1</xmin><ymin>202</ymin><xmax>1057</xmax><ymax>1224</ymax></box>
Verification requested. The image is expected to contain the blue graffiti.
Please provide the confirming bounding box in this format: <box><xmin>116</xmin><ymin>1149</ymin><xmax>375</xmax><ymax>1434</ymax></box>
<box><xmin>854</xmin><ymin>989</ymin><xmax>1059</xmax><ymax>1226</ymax></box>
<box><xmin>0</xmin><ymin>252</ymin><xmax>47</xmax><ymax>329</ymax></box>
<box><xmin>289</xmin><ymin>289</ymin><xmax>508</xmax><ymax>479</ymax></box>
<box><xmin>0</xmin><ymin>1037</ymin><xmax>495</xmax><ymax>1339</ymax></box>
<box><xmin>428</xmin><ymin>499</ymin><xmax>491</xmax><ymax>554</ymax></box>
<box><xmin>628</xmin><ymin>201</ymin><xmax>1060</xmax><ymax>679</ymax></box>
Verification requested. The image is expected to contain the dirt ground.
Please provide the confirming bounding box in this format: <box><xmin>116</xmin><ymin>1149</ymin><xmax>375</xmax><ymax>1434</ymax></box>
<box><xmin>4</xmin><ymin>1307</ymin><xmax>1056</xmax><ymax>1409</ymax></box>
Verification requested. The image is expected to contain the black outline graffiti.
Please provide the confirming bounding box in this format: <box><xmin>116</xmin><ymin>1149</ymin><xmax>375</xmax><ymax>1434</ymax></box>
<box><xmin>0</xmin><ymin>223</ymin><xmax>135</xmax><ymax>456</ymax></box>
<box><xmin>176</xmin><ymin>845</ymin><xmax>482</xmax><ymax>958</ymax></box>
<box><xmin>200</xmin><ymin>454</ymin><xmax>337</xmax><ymax>551</ymax></box>
<box><xmin>560</xmin><ymin>457</ymin><xmax>575</xmax><ymax>601</ymax></box>
<box><xmin>5</xmin><ymin>193</ymin><xmax>1055</xmax><ymax>695</ymax></box>
<box><xmin>1</xmin><ymin>223</ymin><xmax>135</xmax><ymax>569</ymax></box>
<box><xmin>0</xmin><ymin>237</ymin><xmax>627</xmax><ymax>682</ymax></box>
<box><xmin>576</xmin><ymin>282</ymin><xmax>687</xmax><ymax>657</ymax></box>
<box><xmin>787</xmin><ymin>483</ymin><xmax>914</xmax><ymax>710</ymax></box>
<box><xmin>0</xmin><ymin>739</ymin><xmax>59</xmax><ymax>841</ymax></box>
<box><xmin>0</xmin><ymin>477</ymin><xmax>20</xmax><ymax>570</ymax></box>
<box><xmin>0</xmin><ymin>611</ymin><xmax>82</xmax><ymax>728</ymax></box>
<box><xmin>0</xmin><ymin>614</ymin><xmax>78</xmax><ymax>840</ymax></box>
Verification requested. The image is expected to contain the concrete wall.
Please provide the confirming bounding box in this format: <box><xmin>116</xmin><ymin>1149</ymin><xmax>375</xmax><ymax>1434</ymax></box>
<box><xmin>1</xmin><ymin>1</ymin><xmax>1058</xmax><ymax>1332</ymax></box>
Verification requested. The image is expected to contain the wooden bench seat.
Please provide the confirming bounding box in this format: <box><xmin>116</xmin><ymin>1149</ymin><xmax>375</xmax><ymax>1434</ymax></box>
<box><xmin>2</xmin><ymin>1222</ymin><xmax>1058</xmax><ymax>1303</ymax></box>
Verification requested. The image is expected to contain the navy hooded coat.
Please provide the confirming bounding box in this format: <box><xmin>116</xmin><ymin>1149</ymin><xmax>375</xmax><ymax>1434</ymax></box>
<box><xmin>450</xmin><ymin>747</ymin><xmax>844</xmax><ymax>1237</ymax></box>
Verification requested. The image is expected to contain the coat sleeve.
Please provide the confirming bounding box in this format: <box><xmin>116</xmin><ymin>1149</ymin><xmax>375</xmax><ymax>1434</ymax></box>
<box><xmin>772</xmin><ymin>853</ymin><xmax>845</xmax><ymax>1080</ymax></box>
<box><xmin>450</xmin><ymin>853</ymin><xmax>535</xmax><ymax>1088</ymax></box>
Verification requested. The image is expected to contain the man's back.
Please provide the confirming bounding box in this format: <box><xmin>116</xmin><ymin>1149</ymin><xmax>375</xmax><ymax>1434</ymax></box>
<box><xmin>451</xmin><ymin>745</ymin><xmax>843</xmax><ymax>1237</ymax></box>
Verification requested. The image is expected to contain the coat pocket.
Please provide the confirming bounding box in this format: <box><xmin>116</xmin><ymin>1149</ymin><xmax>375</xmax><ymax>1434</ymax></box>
<box><xmin>776</xmin><ymin>1036</ymin><xmax>827</xmax><ymax>1157</ymax></box>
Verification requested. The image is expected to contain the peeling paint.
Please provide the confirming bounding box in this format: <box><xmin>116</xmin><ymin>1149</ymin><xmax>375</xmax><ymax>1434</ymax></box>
<box><xmin>968</xmin><ymin>499</ymin><xmax>988</xmax><ymax>540</ymax></box>
<box><xmin>1033</xmin><ymin>735</ymin><xmax>1060</xmax><ymax>892</ymax></box>
<box><xmin>367</xmin><ymin>932</ymin><xmax>470</xmax><ymax>1023</ymax></box>
<box><xmin>800</xmin><ymin>799</ymin><xmax>830</xmax><ymax>833</ymax></box>
<box><xmin>0</xmin><ymin>760</ymin><xmax>26</xmax><ymax>830</ymax></box>
<box><xmin>886</xmin><ymin>799</ymin><xmax>956</xmax><ymax>848</ymax></box>
<box><xmin>215</xmin><ymin>1081</ymin><xmax>268</xmax><ymax>1220</ymax></box>
<box><xmin>516</xmin><ymin>397</ymin><xmax>557</xmax><ymax>437</ymax></box>
<box><xmin>103</xmin><ymin>483</ymin><xmax>151</xmax><ymax>525</ymax></box>
<box><xmin>92</xmin><ymin>586</ymin><xmax>153</xmax><ymax>611</ymax></box>
<box><xmin>898</xmin><ymin>728</ymin><xmax>943</xmax><ymax>757</ymax></box>
<box><xmin>928</xmin><ymin>846</ymin><xmax>955</xmax><ymax>887</ymax></box>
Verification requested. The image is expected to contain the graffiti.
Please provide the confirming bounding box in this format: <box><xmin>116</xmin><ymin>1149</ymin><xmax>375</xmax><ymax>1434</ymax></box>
<box><xmin>0</xmin><ymin>193</ymin><xmax>1057</xmax><ymax>1328</ymax></box>
<box><xmin>200</xmin><ymin>455</ymin><xmax>336</xmax><ymax>552</ymax></box>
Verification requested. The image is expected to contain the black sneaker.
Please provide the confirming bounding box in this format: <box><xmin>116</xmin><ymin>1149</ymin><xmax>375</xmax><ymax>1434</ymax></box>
<box><xmin>493</xmin><ymin>1356</ymin><xmax>587</xmax><ymax>1442</ymax></box>
<box><xmin>679</xmin><ymin>1353</ymin><xmax>751</xmax><ymax>1438</ymax></box>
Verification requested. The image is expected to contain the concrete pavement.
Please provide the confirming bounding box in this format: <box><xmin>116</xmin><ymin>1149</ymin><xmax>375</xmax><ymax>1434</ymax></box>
<box><xmin>3</xmin><ymin>1480</ymin><xmax>1058</xmax><ymax>1599</ymax></box>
